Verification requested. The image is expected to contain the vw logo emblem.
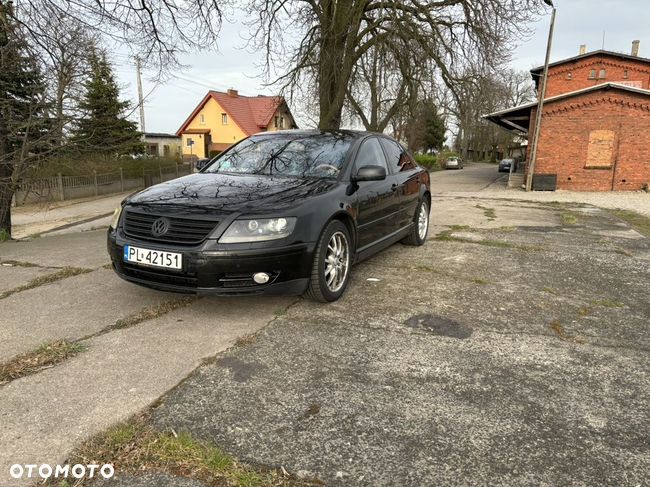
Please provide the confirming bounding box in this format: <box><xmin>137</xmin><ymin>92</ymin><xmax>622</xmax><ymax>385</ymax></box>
<box><xmin>151</xmin><ymin>217</ymin><xmax>170</xmax><ymax>237</ymax></box>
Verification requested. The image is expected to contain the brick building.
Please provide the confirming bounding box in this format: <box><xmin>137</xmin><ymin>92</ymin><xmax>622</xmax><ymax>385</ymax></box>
<box><xmin>486</xmin><ymin>43</ymin><xmax>650</xmax><ymax>191</ymax></box>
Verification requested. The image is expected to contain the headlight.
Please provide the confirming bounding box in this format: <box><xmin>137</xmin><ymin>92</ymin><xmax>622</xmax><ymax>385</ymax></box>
<box><xmin>109</xmin><ymin>206</ymin><xmax>123</xmax><ymax>230</ymax></box>
<box><xmin>219</xmin><ymin>217</ymin><xmax>296</xmax><ymax>243</ymax></box>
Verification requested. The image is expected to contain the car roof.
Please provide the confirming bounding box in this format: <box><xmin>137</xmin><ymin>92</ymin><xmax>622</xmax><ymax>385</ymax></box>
<box><xmin>251</xmin><ymin>128</ymin><xmax>384</xmax><ymax>140</ymax></box>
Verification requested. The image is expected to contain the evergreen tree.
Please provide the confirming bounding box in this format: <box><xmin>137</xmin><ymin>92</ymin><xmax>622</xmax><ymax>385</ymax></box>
<box><xmin>408</xmin><ymin>100</ymin><xmax>446</xmax><ymax>154</ymax></box>
<box><xmin>72</xmin><ymin>49</ymin><xmax>143</xmax><ymax>156</ymax></box>
<box><xmin>0</xmin><ymin>0</ymin><xmax>51</xmax><ymax>239</ymax></box>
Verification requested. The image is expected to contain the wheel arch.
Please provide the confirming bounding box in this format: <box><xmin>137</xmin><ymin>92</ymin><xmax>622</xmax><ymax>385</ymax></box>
<box><xmin>329</xmin><ymin>211</ymin><xmax>357</xmax><ymax>254</ymax></box>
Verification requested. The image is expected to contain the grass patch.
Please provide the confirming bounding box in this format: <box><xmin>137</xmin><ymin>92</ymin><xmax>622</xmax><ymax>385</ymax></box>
<box><xmin>46</xmin><ymin>414</ymin><xmax>309</xmax><ymax>486</ymax></box>
<box><xmin>111</xmin><ymin>297</ymin><xmax>196</xmax><ymax>331</ymax></box>
<box><xmin>591</xmin><ymin>299</ymin><xmax>624</xmax><ymax>308</ymax></box>
<box><xmin>448</xmin><ymin>224</ymin><xmax>471</xmax><ymax>231</ymax></box>
<box><xmin>549</xmin><ymin>321</ymin><xmax>583</xmax><ymax>343</ymax></box>
<box><xmin>578</xmin><ymin>307</ymin><xmax>591</xmax><ymax>317</ymax></box>
<box><xmin>0</xmin><ymin>267</ymin><xmax>92</xmax><ymax>299</ymax></box>
<box><xmin>613</xmin><ymin>247</ymin><xmax>633</xmax><ymax>257</ymax></box>
<box><xmin>542</xmin><ymin>287</ymin><xmax>560</xmax><ymax>295</ymax></box>
<box><xmin>234</xmin><ymin>333</ymin><xmax>258</xmax><ymax>348</ymax></box>
<box><xmin>273</xmin><ymin>308</ymin><xmax>288</xmax><ymax>317</ymax></box>
<box><xmin>435</xmin><ymin>231</ymin><xmax>542</xmax><ymax>252</ymax></box>
<box><xmin>560</xmin><ymin>212</ymin><xmax>578</xmax><ymax>225</ymax></box>
<box><xmin>609</xmin><ymin>209</ymin><xmax>650</xmax><ymax>237</ymax></box>
<box><xmin>476</xmin><ymin>204</ymin><xmax>496</xmax><ymax>221</ymax></box>
<box><xmin>472</xmin><ymin>278</ymin><xmax>488</xmax><ymax>285</ymax></box>
<box><xmin>499</xmin><ymin>226</ymin><xmax>516</xmax><ymax>232</ymax></box>
<box><xmin>0</xmin><ymin>228</ymin><xmax>10</xmax><ymax>242</ymax></box>
<box><xmin>0</xmin><ymin>340</ymin><xmax>86</xmax><ymax>384</ymax></box>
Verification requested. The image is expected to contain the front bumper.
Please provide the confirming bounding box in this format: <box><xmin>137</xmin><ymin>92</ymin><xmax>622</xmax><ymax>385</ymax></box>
<box><xmin>107</xmin><ymin>232</ymin><xmax>314</xmax><ymax>296</ymax></box>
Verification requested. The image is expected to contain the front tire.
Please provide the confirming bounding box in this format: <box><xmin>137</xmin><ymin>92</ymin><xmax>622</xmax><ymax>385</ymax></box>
<box><xmin>305</xmin><ymin>220</ymin><xmax>352</xmax><ymax>302</ymax></box>
<box><xmin>402</xmin><ymin>198</ymin><xmax>429</xmax><ymax>246</ymax></box>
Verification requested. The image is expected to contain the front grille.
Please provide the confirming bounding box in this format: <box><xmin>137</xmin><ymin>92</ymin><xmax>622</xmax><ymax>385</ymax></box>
<box><xmin>123</xmin><ymin>209</ymin><xmax>218</xmax><ymax>245</ymax></box>
<box><xmin>121</xmin><ymin>262</ymin><xmax>198</xmax><ymax>288</ymax></box>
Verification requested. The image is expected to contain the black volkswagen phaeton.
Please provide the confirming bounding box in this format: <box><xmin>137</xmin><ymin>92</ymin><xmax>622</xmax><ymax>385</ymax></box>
<box><xmin>108</xmin><ymin>130</ymin><xmax>431</xmax><ymax>302</ymax></box>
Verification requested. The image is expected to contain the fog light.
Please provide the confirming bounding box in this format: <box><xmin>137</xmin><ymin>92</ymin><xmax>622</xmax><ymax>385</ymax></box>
<box><xmin>253</xmin><ymin>272</ymin><xmax>270</xmax><ymax>284</ymax></box>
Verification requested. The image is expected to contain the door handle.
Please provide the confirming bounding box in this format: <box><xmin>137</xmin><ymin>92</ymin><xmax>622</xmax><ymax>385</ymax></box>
<box><xmin>391</xmin><ymin>183</ymin><xmax>399</xmax><ymax>192</ymax></box>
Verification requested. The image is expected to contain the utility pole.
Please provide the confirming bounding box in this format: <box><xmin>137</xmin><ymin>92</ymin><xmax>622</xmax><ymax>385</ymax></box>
<box><xmin>135</xmin><ymin>56</ymin><xmax>146</xmax><ymax>140</ymax></box>
<box><xmin>526</xmin><ymin>1</ymin><xmax>556</xmax><ymax>191</ymax></box>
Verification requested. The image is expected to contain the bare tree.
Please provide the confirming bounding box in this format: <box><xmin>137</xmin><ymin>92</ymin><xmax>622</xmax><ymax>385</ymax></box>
<box><xmin>31</xmin><ymin>12</ymin><xmax>97</xmax><ymax>145</ymax></box>
<box><xmin>10</xmin><ymin>0</ymin><xmax>230</xmax><ymax>71</ymax></box>
<box><xmin>248</xmin><ymin>0</ymin><xmax>544</xmax><ymax>129</ymax></box>
<box><xmin>448</xmin><ymin>68</ymin><xmax>534</xmax><ymax>161</ymax></box>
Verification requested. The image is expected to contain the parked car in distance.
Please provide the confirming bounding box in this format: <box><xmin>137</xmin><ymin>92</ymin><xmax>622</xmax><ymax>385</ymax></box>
<box><xmin>107</xmin><ymin>130</ymin><xmax>431</xmax><ymax>302</ymax></box>
<box><xmin>195</xmin><ymin>158</ymin><xmax>211</xmax><ymax>171</ymax></box>
<box><xmin>445</xmin><ymin>157</ymin><xmax>464</xmax><ymax>170</ymax></box>
<box><xmin>498</xmin><ymin>158</ymin><xmax>516</xmax><ymax>173</ymax></box>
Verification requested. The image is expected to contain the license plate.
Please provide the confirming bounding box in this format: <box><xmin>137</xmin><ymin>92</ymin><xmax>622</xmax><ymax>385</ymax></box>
<box><xmin>123</xmin><ymin>245</ymin><xmax>182</xmax><ymax>270</ymax></box>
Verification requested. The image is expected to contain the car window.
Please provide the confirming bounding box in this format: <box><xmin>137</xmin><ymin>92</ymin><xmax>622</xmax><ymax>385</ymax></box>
<box><xmin>354</xmin><ymin>137</ymin><xmax>388</xmax><ymax>173</ymax></box>
<box><xmin>380</xmin><ymin>138</ymin><xmax>417</xmax><ymax>172</ymax></box>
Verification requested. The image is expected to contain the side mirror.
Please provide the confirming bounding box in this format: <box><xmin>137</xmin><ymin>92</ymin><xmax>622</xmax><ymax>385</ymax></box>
<box><xmin>352</xmin><ymin>165</ymin><xmax>387</xmax><ymax>182</ymax></box>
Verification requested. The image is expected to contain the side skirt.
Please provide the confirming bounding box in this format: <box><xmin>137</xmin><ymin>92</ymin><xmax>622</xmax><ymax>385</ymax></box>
<box><xmin>354</xmin><ymin>224</ymin><xmax>413</xmax><ymax>264</ymax></box>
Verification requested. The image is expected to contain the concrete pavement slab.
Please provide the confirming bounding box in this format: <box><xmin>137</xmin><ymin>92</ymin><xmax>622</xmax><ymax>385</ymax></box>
<box><xmin>0</xmin><ymin>265</ymin><xmax>58</xmax><ymax>293</ymax></box>
<box><xmin>0</xmin><ymin>269</ymin><xmax>174</xmax><ymax>362</ymax></box>
<box><xmin>151</xmin><ymin>315</ymin><xmax>649</xmax><ymax>486</ymax></box>
<box><xmin>0</xmin><ymin>229</ymin><xmax>110</xmax><ymax>268</ymax></box>
<box><xmin>0</xmin><ymin>296</ymin><xmax>292</xmax><ymax>486</ymax></box>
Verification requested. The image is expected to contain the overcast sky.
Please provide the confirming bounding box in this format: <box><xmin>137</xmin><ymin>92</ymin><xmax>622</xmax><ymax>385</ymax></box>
<box><xmin>115</xmin><ymin>0</ymin><xmax>650</xmax><ymax>134</ymax></box>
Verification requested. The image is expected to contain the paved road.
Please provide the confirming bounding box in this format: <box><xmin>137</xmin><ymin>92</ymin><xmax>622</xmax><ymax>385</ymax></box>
<box><xmin>430</xmin><ymin>162</ymin><xmax>506</xmax><ymax>193</ymax></box>
<box><xmin>1</xmin><ymin>167</ymin><xmax>649</xmax><ymax>486</ymax></box>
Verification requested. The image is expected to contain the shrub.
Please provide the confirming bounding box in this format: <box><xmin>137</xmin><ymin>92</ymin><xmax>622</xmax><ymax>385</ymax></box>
<box><xmin>414</xmin><ymin>153</ymin><xmax>438</xmax><ymax>170</ymax></box>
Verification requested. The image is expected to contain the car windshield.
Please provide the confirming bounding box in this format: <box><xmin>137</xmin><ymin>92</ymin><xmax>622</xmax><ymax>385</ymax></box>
<box><xmin>204</xmin><ymin>133</ymin><xmax>354</xmax><ymax>179</ymax></box>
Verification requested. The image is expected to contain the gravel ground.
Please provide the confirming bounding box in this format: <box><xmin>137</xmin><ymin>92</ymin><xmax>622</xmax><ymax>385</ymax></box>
<box><xmin>468</xmin><ymin>188</ymin><xmax>650</xmax><ymax>216</ymax></box>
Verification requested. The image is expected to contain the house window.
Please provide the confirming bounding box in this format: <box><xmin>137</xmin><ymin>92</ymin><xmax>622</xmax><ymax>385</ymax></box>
<box><xmin>279</xmin><ymin>116</ymin><xmax>284</xmax><ymax>129</ymax></box>
<box><xmin>599</xmin><ymin>69</ymin><xmax>606</xmax><ymax>79</ymax></box>
<box><xmin>274</xmin><ymin>116</ymin><xmax>279</xmax><ymax>128</ymax></box>
<box><xmin>623</xmin><ymin>69</ymin><xmax>629</xmax><ymax>79</ymax></box>
<box><xmin>187</xmin><ymin>137</ymin><xmax>194</xmax><ymax>147</ymax></box>
<box><xmin>221</xmin><ymin>113</ymin><xmax>228</xmax><ymax>125</ymax></box>
<box><xmin>567</xmin><ymin>72</ymin><xmax>573</xmax><ymax>79</ymax></box>
<box><xmin>163</xmin><ymin>145</ymin><xmax>170</xmax><ymax>157</ymax></box>
<box><xmin>199</xmin><ymin>114</ymin><xmax>205</xmax><ymax>124</ymax></box>
<box><xmin>588</xmin><ymin>69</ymin><xmax>596</xmax><ymax>79</ymax></box>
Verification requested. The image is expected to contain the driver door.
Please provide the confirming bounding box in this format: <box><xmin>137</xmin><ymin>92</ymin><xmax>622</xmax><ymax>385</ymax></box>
<box><xmin>352</xmin><ymin>137</ymin><xmax>401</xmax><ymax>250</ymax></box>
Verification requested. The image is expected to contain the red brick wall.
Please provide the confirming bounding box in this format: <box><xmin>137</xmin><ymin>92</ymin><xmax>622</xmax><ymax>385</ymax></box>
<box><xmin>541</xmin><ymin>55</ymin><xmax>650</xmax><ymax>98</ymax></box>
<box><xmin>530</xmin><ymin>89</ymin><xmax>650</xmax><ymax>191</ymax></box>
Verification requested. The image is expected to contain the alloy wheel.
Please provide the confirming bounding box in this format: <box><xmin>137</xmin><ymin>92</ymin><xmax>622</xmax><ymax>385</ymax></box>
<box><xmin>418</xmin><ymin>202</ymin><xmax>429</xmax><ymax>240</ymax></box>
<box><xmin>324</xmin><ymin>231</ymin><xmax>350</xmax><ymax>293</ymax></box>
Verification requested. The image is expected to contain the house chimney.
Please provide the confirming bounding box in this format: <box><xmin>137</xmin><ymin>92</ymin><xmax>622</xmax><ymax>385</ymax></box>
<box><xmin>579</xmin><ymin>44</ymin><xmax>587</xmax><ymax>55</ymax></box>
<box><xmin>631</xmin><ymin>40</ymin><xmax>640</xmax><ymax>57</ymax></box>
<box><xmin>227</xmin><ymin>88</ymin><xmax>238</xmax><ymax>97</ymax></box>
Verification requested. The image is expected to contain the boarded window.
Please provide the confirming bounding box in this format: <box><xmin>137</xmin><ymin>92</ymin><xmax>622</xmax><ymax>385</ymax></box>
<box><xmin>586</xmin><ymin>130</ymin><xmax>615</xmax><ymax>168</ymax></box>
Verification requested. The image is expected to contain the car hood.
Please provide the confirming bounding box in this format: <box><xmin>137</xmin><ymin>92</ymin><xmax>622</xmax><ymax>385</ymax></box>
<box><xmin>126</xmin><ymin>173</ymin><xmax>339</xmax><ymax>215</ymax></box>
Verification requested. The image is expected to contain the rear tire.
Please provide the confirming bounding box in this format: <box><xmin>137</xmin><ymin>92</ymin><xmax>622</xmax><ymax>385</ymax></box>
<box><xmin>402</xmin><ymin>198</ymin><xmax>429</xmax><ymax>246</ymax></box>
<box><xmin>305</xmin><ymin>220</ymin><xmax>352</xmax><ymax>302</ymax></box>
